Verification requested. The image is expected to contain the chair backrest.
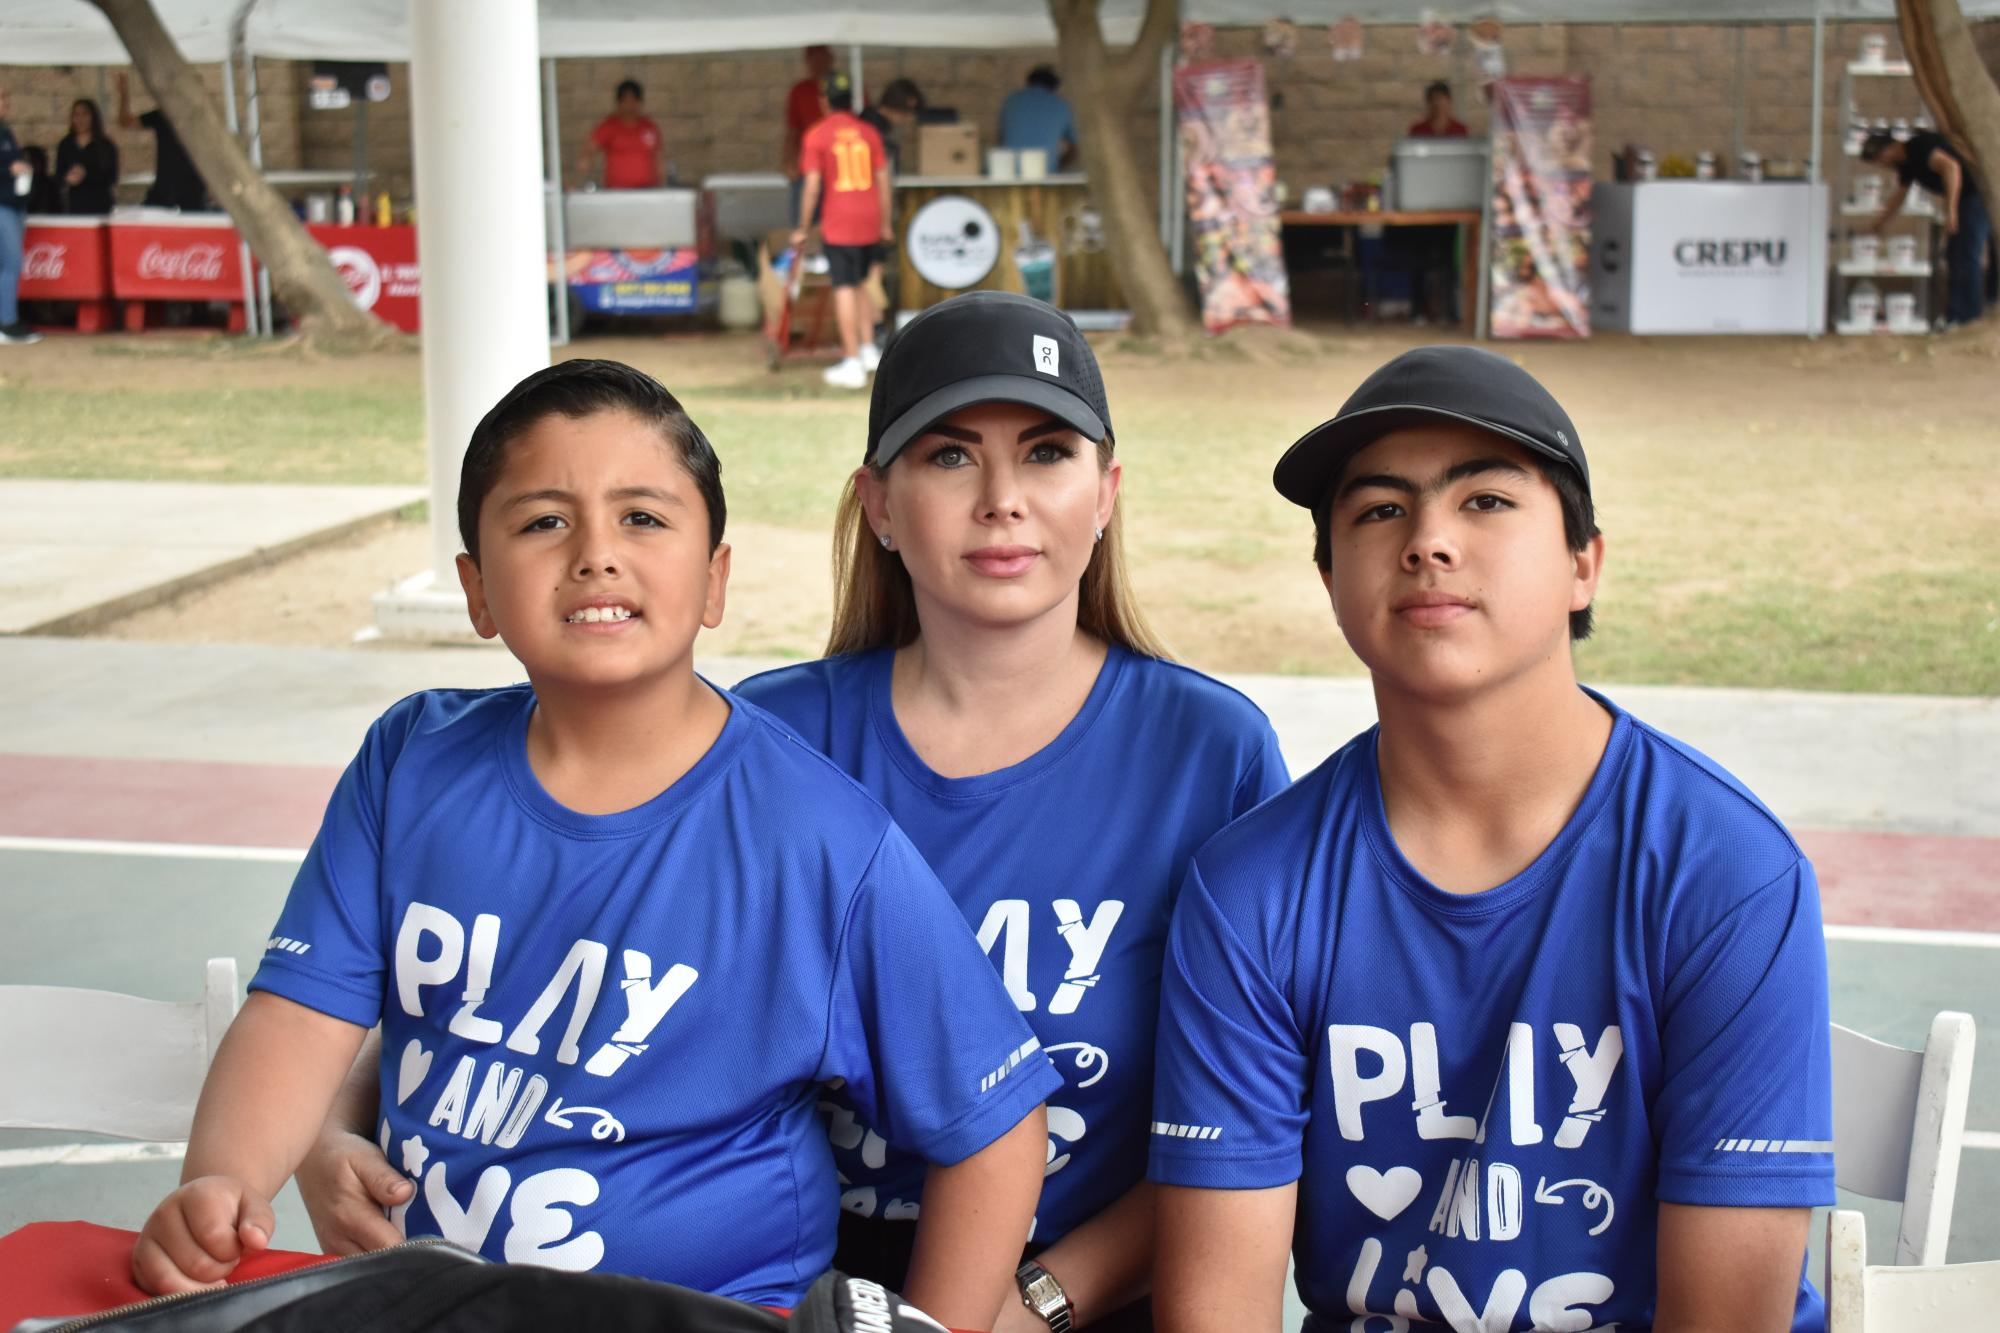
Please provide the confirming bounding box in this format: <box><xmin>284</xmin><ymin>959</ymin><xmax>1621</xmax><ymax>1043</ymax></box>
<box><xmin>0</xmin><ymin>958</ymin><xmax>239</xmax><ymax>1142</ymax></box>
<box><xmin>1829</xmin><ymin>1012</ymin><xmax>1975</xmax><ymax>1266</ymax></box>
<box><xmin>1825</xmin><ymin>1208</ymin><xmax>2000</xmax><ymax>1333</ymax></box>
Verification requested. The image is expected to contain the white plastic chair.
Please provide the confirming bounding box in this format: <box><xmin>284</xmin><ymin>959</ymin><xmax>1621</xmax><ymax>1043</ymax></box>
<box><xmin>0</xmin><ymin>958</ymin><xmax>240</xmax><ymax>1142</ymax></box>
<box><xmin>1829</xmin><ymin>1012</ymin><xmax>1976</xmax><ymax>1266</ymax></box>
<box><xmin>1825</xmin><ymin>1208</ymin><xmax>2000</xmax><ymax>1332</ymax></box>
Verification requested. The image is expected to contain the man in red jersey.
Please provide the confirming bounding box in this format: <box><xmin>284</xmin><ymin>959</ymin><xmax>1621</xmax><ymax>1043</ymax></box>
<box><xmin>578</xmin><ymin>79</ymin><xmax>664</xmax><ymax>189</ymax></box>
<box><xmin>793</xmin><ymin>72</ymin><xmax>891</xmax><ymax>391</ymax></box>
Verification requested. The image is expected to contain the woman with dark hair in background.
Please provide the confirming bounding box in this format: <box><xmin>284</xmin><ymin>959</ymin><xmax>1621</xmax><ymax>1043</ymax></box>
<box><xmin>57</xmin><ymin>98</ymin><xmax>119</xmax><ymax>215</ymax></box>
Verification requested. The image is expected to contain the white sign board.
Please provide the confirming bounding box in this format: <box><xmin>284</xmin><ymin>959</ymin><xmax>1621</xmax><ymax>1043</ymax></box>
<box><xmin>1597</xmin><ymin>181</ymin><xmax>1827</xmax><ymax>334</ymax></box>
<box><xmin>906</xmin><ymin>194</ymin><xmax>1000</xmax><ymax>290</ymax></box>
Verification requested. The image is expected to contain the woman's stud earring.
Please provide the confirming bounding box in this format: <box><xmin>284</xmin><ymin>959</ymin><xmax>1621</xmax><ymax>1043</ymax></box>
<box><xmin>879</xmin><ymin>533</ymin><xmax>892</xmax><ymax>550</ymax></box>
<box><xmin>1094</xmin><ymin>527</ymin><xmax>1104</xmax><ymax>543</ymax></box>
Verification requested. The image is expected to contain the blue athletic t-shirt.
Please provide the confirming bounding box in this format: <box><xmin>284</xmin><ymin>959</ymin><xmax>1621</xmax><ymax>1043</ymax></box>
<box><xmin>249</xmin><ymin>684</ymin><xmax>1060</xmax><ymax>1307</ymax></box>
<box><xmin>737</xmin><ymin>646</ymin><xmax>1289</xmax><ymax>1243</ymax></box>
<box><xmin>1150</xmin><ymin>690</ymin><xmax>1834</xmax><ymax>1333</ymax></box>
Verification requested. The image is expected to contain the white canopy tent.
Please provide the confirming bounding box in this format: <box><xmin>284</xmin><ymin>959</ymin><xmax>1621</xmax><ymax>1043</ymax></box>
<box><xmin>9</xmin><ymin>0</ymin><xmax>1995</xmax><ymax>635</ymax></box>
<box><xmin>10</xmin><ymin>1</ymin><xmax>2000</xmax><ymax>64</ymax></box>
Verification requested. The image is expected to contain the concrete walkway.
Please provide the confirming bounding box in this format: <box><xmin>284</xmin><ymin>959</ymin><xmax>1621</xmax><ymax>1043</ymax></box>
<box><xmin>0</xmin><ymin>481</ymin><xmax>423</xmax><ymax>635</ymax></box>
<box><xmin>0</xmin><ymin>635</ymin><xmax>1994</xmax><ymax>934</ymax></box>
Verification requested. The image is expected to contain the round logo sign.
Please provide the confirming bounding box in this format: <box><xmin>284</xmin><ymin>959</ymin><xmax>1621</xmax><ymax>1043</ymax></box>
<box><xmin>328</xmin><ymin>245</ymin><xmax>383</xmax><ymax>310</ymax></box>
<box><xmin>906</xmin><ymin>195</ymin><xmax>1000</xmax><ymax>290</ymax></box>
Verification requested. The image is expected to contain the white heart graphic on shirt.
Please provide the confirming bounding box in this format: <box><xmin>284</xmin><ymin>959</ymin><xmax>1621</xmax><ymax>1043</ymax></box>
<box><xmin>396</xmin><ymin>1039</ymin><xmax>433</xmax><ymax>1106</ymax></box>
<box><xmin>1346</xmin><ymin>1165</ymin><xmax>1423</xmax><ymax>1222</ymax></box>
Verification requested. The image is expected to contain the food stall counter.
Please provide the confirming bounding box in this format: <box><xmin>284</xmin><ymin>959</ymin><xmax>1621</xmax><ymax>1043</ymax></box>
<box><xmin>1590</xmin><ymin>180</ymin><xmax>1828</xmax><ymax>335</ymax></box>
<box><xmin>891</xmin><ymin>174</ymin><xmax>1120</xmax><ymax>313</ymax></box>
<box><xmin>559</xmin><ymin>187</ymin><xmax>716</xmax><ymax>320</ymax></box>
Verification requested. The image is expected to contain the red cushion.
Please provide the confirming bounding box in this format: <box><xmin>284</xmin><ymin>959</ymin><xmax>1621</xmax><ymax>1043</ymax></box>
<box><xmin>0</xmin><ymin>1221</ymin><xmax>331</xmax><ymax>1326</ymax></box>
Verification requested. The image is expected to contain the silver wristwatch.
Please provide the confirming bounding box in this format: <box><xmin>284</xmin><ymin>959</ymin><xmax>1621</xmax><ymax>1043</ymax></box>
<box><xmin>1015</xmin><ymin>1260</ymin><xmax>1074</xmax><ymax>1333</ymax></box>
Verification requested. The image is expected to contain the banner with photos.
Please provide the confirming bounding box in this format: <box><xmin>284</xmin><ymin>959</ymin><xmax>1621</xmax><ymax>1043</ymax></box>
<box><xmin>1174</xmin><ymin>59</ymin><xmax>1290</xmax><ymax>334</ymax></box>
<box><xmin>1489</xmin><ymin>77</ymin><xmax>1593</xmax><ymax>339</ymax></box>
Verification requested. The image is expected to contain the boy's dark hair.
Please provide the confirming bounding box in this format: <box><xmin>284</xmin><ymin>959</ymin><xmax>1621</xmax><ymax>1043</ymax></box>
<box><xmin>615</xmin><ymin>79</ymin><xmax>643</xmax><ymax>102</ymax></box>
<box><xmin>1027</xmin><ymin>66</ymin><xmax>1061</xmax><ymax>92</ymax></box>
<box><xmin>457</xmin><ymin>359</ymin><xmax>726</xmax><ymax>565</ymax></box>
<box><xmin>1425</xmin><ymin>80</ymin><xmax>1452</xmax><ymax>102</ymax></box>
<box><xmin>879</xmin><ymin>78</ymin><xmax>924</xmax><ymax>113</ymax></box>
<box><xmin>1859</xmin><ymin>131</ymin><xmax>1897</xmax><ymax>163</ymax></box>
<box><xmin>1311</xmin><ymin>449</ymin><xmax>1599</xmax><ymax>641</ymax></box>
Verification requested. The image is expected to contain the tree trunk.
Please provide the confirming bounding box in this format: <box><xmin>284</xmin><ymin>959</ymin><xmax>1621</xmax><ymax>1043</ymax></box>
<box><xmin>1898</xmin><ymin>0</ymin><xmax>2000</xmax><ymax>271</ymax></box>
<box><xmin>1048</xmin><ymin>0</ymin><xmax>1199</xmax><ymax>344</ymax></box>
<box><xmin>89</xmin><ymin>0</ymin><xmax>395</xmax><ymax>346</ymax></box>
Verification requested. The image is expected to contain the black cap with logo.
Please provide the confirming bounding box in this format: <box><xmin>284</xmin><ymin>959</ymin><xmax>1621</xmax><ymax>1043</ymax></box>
<box><xmin>1272</xmin><ymin>345</ymin><xmax>1589</xmax><ymax>509</ymax></box>
<box><xmin>866</xmin><ymin>291</ymin><xmax>1111</xmax><ymax>466</ymax></box>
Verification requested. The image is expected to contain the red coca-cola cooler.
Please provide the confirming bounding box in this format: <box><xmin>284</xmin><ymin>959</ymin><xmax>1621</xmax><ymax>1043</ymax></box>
<box><xmin>20</xmin><ymin>215</ymin><xmax>115</xmax><ymax>333</ymax></box>
<box><xmin>305</xmin><ymin>223</ymin><xmax>421</xmax><ymax>333</ymax></box>
<box><xmin>107</xmin><ymin>211</ymin><xmax>250</xmax><ymax>331</ymax></box>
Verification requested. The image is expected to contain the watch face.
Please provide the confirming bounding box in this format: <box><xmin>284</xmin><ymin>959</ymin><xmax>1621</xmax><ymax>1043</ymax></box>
<box><xmin>1021</xmin><ymin>1270</ymin><xmax>1067</xmax><ymax>1319</ymax></box>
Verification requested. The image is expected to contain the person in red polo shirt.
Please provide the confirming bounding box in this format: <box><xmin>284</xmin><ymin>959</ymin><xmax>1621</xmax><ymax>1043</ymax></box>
<box><xmin>793</xmin><ymin>72</ymin><xmax>890</xmax><ymax>391</ymax></box>
<box><xmin>1408</xmin><ymin>80</ymin><xmax>1469</xmax><ymax>137</ymax></box>
<box><xmin>577</xmin><ymin>79</ymin><xmax>665</xmax><ymax>189</ymax></box>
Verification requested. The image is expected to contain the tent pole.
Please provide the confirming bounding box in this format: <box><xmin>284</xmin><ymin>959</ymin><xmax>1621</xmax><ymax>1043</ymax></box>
<box><xmin>375</xmin><ymin>0</ymin><xmax>549</xmax><ymax>637</ymax></box>
<box><xmin>1157</xmin><ymin>36</ymin><xmax>1173</xmax><ymax>252</ymax></box>
<box><xmin>1732</xmin><ymin>25</ymin><xmax>1747</xmax><ymax>165</ymax></box>
<box><xmin>246</xmin><ymin>52</ymin><xmax>273</xmax><ymax>335</ymax></box>
<box><xmin>1809</xmin><ymin>0</ymin><xmax>1825</xmax><ymax>337</ymax></box>
<box><xmin>1168</xmin><ymin>0</ymin><xmax>1185</xmax><ymax>276</ymax></box>
<box><xmin>1475</xmin><ymin>99</ymin><xmax>1495</xmax><ymax>340</ymax></box>
<box><xmin>850</xmin><ymin>46</ymin><xmax>864</xmax><ymax>110</ymax></box>
<box><xmin>354</xmin><ymin>97</ymin><xmax>369</xmax><ymax>201</ymax></box>
<box><xmin>545</xmin><ymin>57</ymin><xmax>569</xmax><ymax>348</ymax></box>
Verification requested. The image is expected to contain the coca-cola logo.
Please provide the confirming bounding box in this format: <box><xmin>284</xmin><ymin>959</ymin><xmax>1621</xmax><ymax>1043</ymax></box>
<box><xmin>137</xmin><ymin>241</ymin><xmax>226</xmax><ymax>283</ymax></box>
<box><xmin>23</xmin><ymin>242</ymin><xmax>66</xmax><ymax>282</ymax></box>
<box><xmin>328</xmin><ymin>245</ymin><xmax>382</xmax><ymax>310</ymax></box>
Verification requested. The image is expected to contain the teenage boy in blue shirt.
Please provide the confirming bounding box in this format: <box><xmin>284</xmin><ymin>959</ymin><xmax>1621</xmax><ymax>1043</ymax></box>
<box><xmin>132</xmin><ymin>360</ymin><xmax>1059</xmax><ymax>1328</ymax></box>
<box><xmin>1149</xmin><ymin>347</ymin><xmax>1834</xmax><ymax>1332</ymax></box>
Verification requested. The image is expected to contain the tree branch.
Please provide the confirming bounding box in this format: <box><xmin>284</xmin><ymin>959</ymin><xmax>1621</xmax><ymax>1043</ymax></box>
<box><xmin>1109</xmin><ymin>0</ymin><xmax>1180</xmax><ymax>103</ymax></box>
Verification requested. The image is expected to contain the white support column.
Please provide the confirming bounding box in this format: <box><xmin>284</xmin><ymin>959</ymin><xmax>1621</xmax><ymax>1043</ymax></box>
<box><xmin>373</xmin><ymin>0</ymin><xmax>550</xmax><ymax>638</ymax></box>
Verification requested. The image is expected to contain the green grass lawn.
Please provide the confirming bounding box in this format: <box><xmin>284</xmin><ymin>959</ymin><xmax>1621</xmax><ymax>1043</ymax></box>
<box><xmin>1</xmin><ymin>331</ymin><xmax>1992</xmax><ymax>696</ymax></box>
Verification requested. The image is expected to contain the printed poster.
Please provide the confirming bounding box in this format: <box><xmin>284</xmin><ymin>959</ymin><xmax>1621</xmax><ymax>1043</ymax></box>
<box><xmin>1174</xmin><ymin>59</ymin><xmax>1290</xmax><ymax>334</ymax></box>
<box><xmin>563</xmin><ymin>247</ymin><xmax>703</xmax><ymax>314</ymax></box>
<box><xmin>1489</xmin><ymin>77</ymin><xmax>1593</xmax><ymax>339</ymax></box>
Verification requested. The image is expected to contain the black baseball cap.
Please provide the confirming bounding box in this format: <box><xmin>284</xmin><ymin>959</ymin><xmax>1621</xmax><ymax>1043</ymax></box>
<box><xmin>866</xmin><ymin>291</ymin><xmax>1110</xmax><ymax>466</ymax></box>
<box><xmin>1272</xmin><ymin>345</ymin><xmax>1589</xmax><ymax>509</ymax></box>
<box><xmin>822</xmin><ymin>71</ymin><xmax>853</xmax><ymax>101</ymax></box>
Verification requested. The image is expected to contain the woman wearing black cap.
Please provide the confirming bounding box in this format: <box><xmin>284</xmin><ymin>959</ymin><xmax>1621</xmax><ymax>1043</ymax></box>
<box><xmin>732</xmin><ymin>291</ymin><xmax>1289</xmax><ymax>1332</ymax></box>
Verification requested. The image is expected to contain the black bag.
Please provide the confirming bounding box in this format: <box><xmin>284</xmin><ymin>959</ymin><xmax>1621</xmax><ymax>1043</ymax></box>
<box><xmin>8</xmin><ymin>1238</ymin><xmax>947</xmax><ymax>1333</ymax></box>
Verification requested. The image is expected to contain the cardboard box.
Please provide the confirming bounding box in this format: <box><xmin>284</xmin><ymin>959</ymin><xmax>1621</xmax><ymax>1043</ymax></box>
<box><xmin>917</xmin><ymin>123</ymin><xmax>980</xmax><ymax>178</ymax></box>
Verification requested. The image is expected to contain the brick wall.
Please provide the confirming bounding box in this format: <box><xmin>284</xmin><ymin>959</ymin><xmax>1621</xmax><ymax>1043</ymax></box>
<box><xmin>4</xmin><ymin>19</ymin><xmax>1997</xmax><ymax>215</ymax></box>
<box><xmin>0</xmin><ymin>61</ymin><xmax>305</xmax><ymax>190</ymax></box>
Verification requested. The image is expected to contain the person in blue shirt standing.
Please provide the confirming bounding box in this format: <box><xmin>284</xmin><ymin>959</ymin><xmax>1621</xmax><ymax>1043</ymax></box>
<box><xmin>737</xmin><ymin>291</ymin><xmax>1289</xmax><ymax>1333</ymax></box>
<box><xmin>998</xmin><ymin>67</ymin><xmax>1076</xmax><ymax>171</ymax></box>
<box><xmin>1149</xmin><ymin>347</ymin><xmax>1835</xmax><ymax>1333</ymax></box>
<box><xmin>136</xmin><ymin>360</ymin><xmax>1058</xmax><ymax>1329</ymax></box>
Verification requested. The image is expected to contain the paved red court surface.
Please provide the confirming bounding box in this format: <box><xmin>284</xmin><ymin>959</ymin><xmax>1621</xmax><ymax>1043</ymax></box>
<box><xmin>5</xmin><ymin>752</ymin><xmax>1996</xmax><ymax>935</ymax></box>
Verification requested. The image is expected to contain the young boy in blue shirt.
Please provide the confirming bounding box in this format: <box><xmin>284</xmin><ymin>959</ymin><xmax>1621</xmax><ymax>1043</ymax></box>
<box><xmin>133</xmin><ymin>359</ymin><xmax>1060</xmax><ymax>1327</ymax></box>
<box><xmin>1149</xmin><ymin>347</ymin><xmax>1835</xmax><ymax>1333</ymax></box>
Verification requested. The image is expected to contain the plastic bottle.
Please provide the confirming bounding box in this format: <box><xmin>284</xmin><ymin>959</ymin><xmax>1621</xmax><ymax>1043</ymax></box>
<box><xmin>375</xmin><ymin>191</ymin><xmax>392</xmax><ymax>227</ymax></box>
<box><xmin>336</xmin><ymin>185</ymin><xmax>356</xmax><ymax>225</ymax></box>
